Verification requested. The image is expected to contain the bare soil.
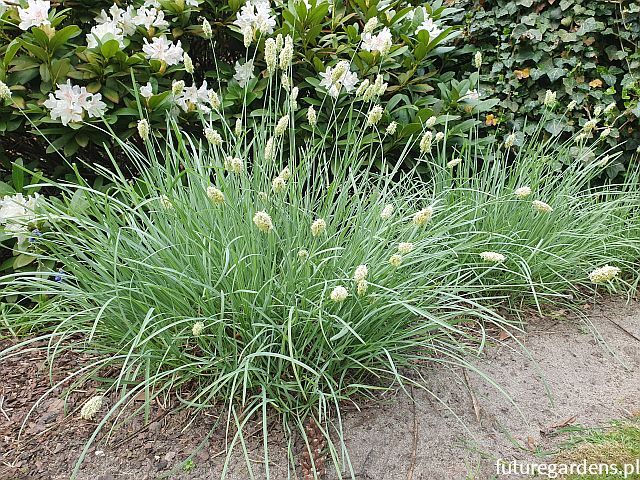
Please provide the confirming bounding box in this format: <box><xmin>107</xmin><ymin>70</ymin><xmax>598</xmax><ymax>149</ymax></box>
<box><xmin>1</xmin><ymin>299</ymin><xmax>639</xmax><ymax>480</ymax></box>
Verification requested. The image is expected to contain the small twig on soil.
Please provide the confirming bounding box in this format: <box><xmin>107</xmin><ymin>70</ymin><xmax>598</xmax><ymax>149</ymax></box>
<box><xmin>604</xmin><ymin>316</ymin><xmax>640</xmax><ymax>343</ymax></box>
<box><xmin>111</xmin><ymin>409</ymin><xmax>171</xmax><ymax>448</ymax></box>
<box><xmin>0</xmin><ymin>396</ymin><xmax>10</xmax><ymax>422</ymax></box>
<box><xmin>462</xmin><ymin>369</ymin><xmax>482</xmax><ymax>424</ymax></box>
<box><xmin>406</xmin><ymin>386</ymin><xmax>418</xmax><ymax>480</ymax></box>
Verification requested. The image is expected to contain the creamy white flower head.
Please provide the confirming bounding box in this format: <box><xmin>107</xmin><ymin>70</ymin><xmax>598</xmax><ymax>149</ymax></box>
<box><xmin>504</xmin><ymin>132</ymin><xmax>516</xmax><ymax>148</ymax></box>
<box><xmin>593</xmin><ymin>105</ymin><xmax>602</xmax><ymax>117</ymax></box>
<box><xmin>435</xmin><ymin>131</ymin><xmax>445</xmax><ymax>142</ymax></box>
<box><xmin>234</xmin><ymin>59</ymin><xmax>255</xmax><ymax>88</ymax></box>
<box><xmin>253</xmin><ymin>210</ymin><xmax>273</xmax><ymax>233</ymax></box>
<box><xmin>160</xmin><ymin>194</ymin><xmax>173</xmax><ymax>209</ymax></box>
<box><xmin>137</xmin><ymin>119</ymin><xmax>150</xmax><ymax>139</ymax></box>
<box><xmin>281</xmin><ymin>73</ymin><xmax>290</xmax><ymax>90</ymax></box>
<box><xmin>367</xmin><ymin>105</ymin><xmax>384</xmax><ymax>126</ymax></box>
<box><xmin>589</xmin><ymin>265</ymin><xmax>620</xmax><ymax>284</ymax></box>
<box><xmin>363</xmin><ymin>17</ymin><xmax>379</xmax><ymax>34</ymax></box>
<box><xmin>362</xmin><ymin>27</ymin><xmax>392</xmax><ymax>56</ymax></box>
<box><xmin>183</xmin><ymin>52</ymin><xmax>194</xmax><ymax>73</ymax></box>
<box><xmin>413</xmin><ymin>206</ymin><xmax>433</xmax><ymax>226</ymax></box>
<box><xmin>298</xmin><ymin>248</ymin><xmax>309</xmax><ymax>259</ymax></box>
<box><xmin>385</xmin><ymin>121</ymin><xmax>397</xmax><ymax>135</ymax></box>
<box><xmin>274</xmin><ymin>114</ymin><xmax>289</xmax><ymax>136</ymax></box>
<box><xmin>0</xmin><ymin>81</ymin><xmax>11</xmax><ymax>101</ymax></box>
<box><xmin>80</xmin><ymin>395</ymin><xmax>104</xmax><ymax>420</ymax></box>
<box><xmin>307</xmin><ymin>106</ymin><xmax>317</xmax><ymax>126</ymax></box>
<box><xmin>202</xmin><ymin>18</ymin><xmax>213</xmax><ymax>38</ymax></box>
<box><xmin>265</xmin><ymin>37</ymin><xmax>278</xmax><ymax>74</ymax></box>
<box><xmin>272</xmin><ymin>176</ymin><xmax>286</xmax><ymax>193</ymax></box>
<box><xmin>447</xmin><ymin>158</ymin><xmax>462</xmax><ymax>168</ymax></box>
<box><xmin>204</xmin><ymin>127</ymin><xmax>222</xmax><ymax>146</ymax></box>
<box><xmin>425</xmin><ymin>116</ymin><xmax>437</xmax><ymax>128</ymax></box>
<box><xmin>311</xmin><ymin>218</ymin><xmax>326</xmax><ymax>237</ymax></box>
<box><xmin>583</xmin><ymin>118</ymin><xmax>598</xmax><ymax>133</ymax></box>
<box><xmin>279</xmin><ymin>35</ymin><xmax>294</xmax><ymax>69</ymax></box>
<box><xmin>140</xmin><ymin>82</ymin><xmax>153</xmax><ymax>99</ymax></box>
<box><xmin>143</xmin><ymin>36</ymin><xmax>184</xmax><ymax>66</ymax></box>
<box><xmin>18</xmin><ymin>0</ymin><xmax>50</xmax><ymax>30</ymax></box>
<box><xmin>356</xmin><ymin>279</ymin><xmax>368</xmax><ymax>296</ymax></box>
<box><xmin>600</xmin><ymin>127</ymin><xmax>611</xmax><ymax>138</ymax></box>
<box><xmin>225</xmin><ymin>156</ymin><xmax>244</xmax><ymax>173</ymax></box>
<box><xmin>330</xmin><ymin>285</ymin><xmax>348</xmax><ymax>303</ymax></box>
<box><xmin>604</xmin><ymin>102</ymin><xmax>616</xmax><ymax>114</ymax></box>
<box><xmin>95</xmin><ymin>4</ymin><xmax>137</xmax><ymax>36</ymax></box>
<box><xmin>479</xmin><ymin>251</ymin><xmax>505</xmax><ymax>263</ymax></box>
<box><xmin>419</xmin><ymin>131</ymin><xmax>433</xmax><ymax>153</ymax></box>
<box><xmin>207</xmin><ymin>186</ymin><xmax>224</xmax><ymax>204</ymax></box>
<box><xmin>319</xmin><ymin>61</ymin><xmax>359</xmax><ymax>98</ymax></box>
<box><xmin>567</xmin><ymin>100</ymin><xmax>577</xmax><ymax>111</ymax></box>
<box><xmin>532</xmin><ymin>200</ymin><xmax>553</xmax><ymax>213</ymax></box>
<box><xmin>514</xmin><ymin>186</ymin><xmax>532</xmax><ymax>198</ymax></box>
<box><xmin>279</xmin><ymin>166</ymin><xmax>291</xmax><ymax>180</ymax></box>
<box><xmin>416</xmin><ymin>17</ymin><xmax>443</xmax><ymax>39</ymax></box>
<box><xmin>380</xmin><ymin>204</ymin><xmax>394</xmax><ymax>219</ymax></box>
<box><xmin>192</xmin><ymin>321</ymin><xmax>205</xmax><ymax>336</ymax></box>
<box><xmin>474</xmin><ymin>51</ymin><xmax>482</xmax><ymax>69</ymax></box>
<box><xmin>389</xmin><ymin>253</ymin><xmax>403</xmax><ymax>267</ymax></box>
<box><xmin>86</xmin><ymin>21</ymin><xmax>125</xmax><ymax>49</ymax></box>
<box><xmin>353</xmin><ymin>264</ymin><xmax>368</xmax><ymax>282</ymax></box>
<box><xmin>235</xmin><ymin>118</ymin><xmax>243</xmax><ymax>136</ymax></box>
<box><xmin>543</xmin><ymin>89</ymin><xmax>556</xmax><ymax>106</ymax></box>
<box><xmin>398</xmin><ymin>242</ymin><xmax>414</xmax><ymax>254</ymax></box>
<box><xmin>208</xmin><ymin>90</ymin><xmax>221</xmax><ymax>110</ymax></box>
<box><xmin>172</xmin><ymin>80</ymin><xmax>185</xmax><ymax>96</ymax></box>
<box><xmin>264</xmin><ymin>137</ymin><xmax>276</xmax><ymax>160</ymax></box>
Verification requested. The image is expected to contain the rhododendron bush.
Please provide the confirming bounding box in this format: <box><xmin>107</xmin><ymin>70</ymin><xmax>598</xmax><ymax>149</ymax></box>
<box><xmin>0</xmin><ymin>0</ymin><xmax>493</xmax><ymax>169</ymax></box>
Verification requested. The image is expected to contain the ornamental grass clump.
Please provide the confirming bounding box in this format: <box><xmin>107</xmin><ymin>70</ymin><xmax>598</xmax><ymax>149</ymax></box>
<box><xmin>2</xmin><ymin>83</ymin><xmax>640</xmax><ymax>480</ymax></box>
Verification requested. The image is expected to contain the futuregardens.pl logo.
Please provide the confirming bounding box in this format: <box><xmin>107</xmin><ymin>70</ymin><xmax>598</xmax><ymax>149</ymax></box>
<box><xmin>496</xmin><ymin>459</ymin><xmax>640</xmax><ymax>479</ymax></box>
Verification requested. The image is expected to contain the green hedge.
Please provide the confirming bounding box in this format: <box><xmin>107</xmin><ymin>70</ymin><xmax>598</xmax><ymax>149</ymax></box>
<box><xmin>453</xmin><ymin>0</ymin><xmax>640</xmax><ymax>176</ymax></box>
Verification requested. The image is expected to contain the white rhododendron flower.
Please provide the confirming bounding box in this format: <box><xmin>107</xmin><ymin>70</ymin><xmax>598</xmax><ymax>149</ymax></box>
<box><xmin>480</xmin><ymin>251</ymin><xmax>506</xmax><ymax>263</ymax></box>
<box><xmin>234</xmin><ymin>60</ymin><xmax>255</xmax><ymax>88</ymax></box>
<box><xmin>18</xmin><ymin>0</ymin><xmax>50</xmax><ymax>31</ymax></box>
<box><xmin>86</xmin><ymin>22</ymin><xmax>125</xmax><ymax>49</ymax></box>
<box><xmin>96</xmin><ymin>5</ymin><xmax>137</xmax><ymax>36</ymax></box>
<box><xmin>233</xmin><ymin>0</ymin><xmax>276</xmax><ymax>47</ymax></box>
<box><xmin>589</xmin><ymin>265</ymin><xmax>620</xmax><ymax>284</ymax></box>
<box><xmin>44</xmin><ymin>80</ymin><xmax>106</xmax><ymax>125</ymax></box>
<box><xmin>0</xmin><ymin>193</ymin><xmax>39</xmax><ymax>240</ymax></box>
<box><xmin>175</xmin><ymin>81</ymin><xmax>215</xmax><ymax>113</ymax></box>
<box><xmin>143</xmin><ymin>36</ymin><xmax>184</xmax><ymax>66</ymax></box>
<box><xmin>330</xmin><ymin>286</ymin><xmax>348</xmax><ymax>303</ymax></box>
<box><xmin>362</xmin><ymin>27</ymin><xmax>392</xmax><ymax>56</ymax></box>
<box><xmin>319</xmin><ymin>61</ymin><xmax>359</xmax><ymax>98</ymax></box>
<box><xmin>132</xmin><ymin>6</ymin><xmax>168</xmax><ymax>30</ymax></box>
<box><xmin>140</xmin><ymin>82</ymin><xmax>153</xmax><ymax>99</ymax></box>
<box><xmin>416</xmin><ymin>17</ymin><xmax>443</xmax><ymax>39</ymax></box>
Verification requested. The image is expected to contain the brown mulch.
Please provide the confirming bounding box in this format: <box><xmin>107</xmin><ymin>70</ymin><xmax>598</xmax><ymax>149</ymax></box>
<box><xmin>0</xmin><ymin>338</ymin><xmax>230</xmax><ymax>480</ymax></box>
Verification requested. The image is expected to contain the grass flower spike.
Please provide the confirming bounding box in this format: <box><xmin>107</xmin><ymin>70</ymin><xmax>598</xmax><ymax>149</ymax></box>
<box><xmin>589</xmin><ymin>265</ymin><xmax>620</xmax><ymax>284</ymax></box>
<box><xmin>253</xmin><ymin>211</ymin><xmax>273</xmax><ymax>233</ymax></box>
<box><xmin>514</xmin><ymin>186</ymin><xmax>532</xmax><ymax>198</ymax></box>
<box><xmin>532</xmin><ymin>200</ymin><xmax>553</xmax><ymax>213</ymax></box>
<box><xmin>330</xmin><ymin>286</ymin><xmax>348</xmax><ymax>303</ymax></box>
<box><xmin>413</xmin><ymin>206</ymin><xmax>433</xmax><ymax>226</ymax></box>
<box><xmin>480</xmin><ymin>251</ymin><xmax>506</xmax><ymax>263</ymax></box>
<box><xmin>311</xmin><ymin>218</ymin><xmax>326</xmax><ymax>237</ymax></box>
<box><xmin>80</xmin><ymin>396</ymin><xmax>104</xmax><ymax>420</ymax></box>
